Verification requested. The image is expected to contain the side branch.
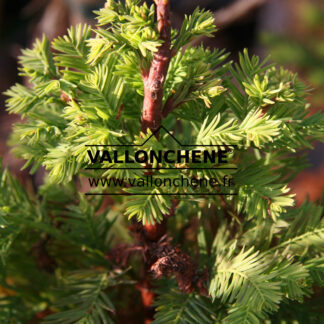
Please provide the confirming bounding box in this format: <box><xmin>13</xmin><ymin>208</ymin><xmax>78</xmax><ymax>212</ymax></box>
<box><xmin>141</xmin><ymin>0</ymin><xmax>172</xmax><ymax>134</ymax></box>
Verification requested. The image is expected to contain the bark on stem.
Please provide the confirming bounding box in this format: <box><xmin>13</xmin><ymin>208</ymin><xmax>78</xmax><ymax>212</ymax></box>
<box><xmin>141</xmin><ymin>0</ymin><xmax>171</xmax><ymax>134</ymax></box>
<box><xmin>140</xmin><ymin>1</ymin><xmax>173</xmax><ymax>241</ymax></box>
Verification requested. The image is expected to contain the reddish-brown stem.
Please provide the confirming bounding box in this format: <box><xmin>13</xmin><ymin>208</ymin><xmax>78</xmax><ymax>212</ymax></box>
<box><xmin>141</xmin><ymin>0</ymin><xmax>172</xmax><ymax>134</ymax></box>
<box><xmin>143</xmin><ymin>199</ymin><xmax>179</xmax><ymax>241</ymax></box>
<box><xmin>161</xmin><ymin>95</ymin><xmax>175</xmax><ymax>118</ymax></box>
<box><xmin>140</xmin><ymin>0</ymin><xmax>173</xmax><ymax>241</ymax></box>
<box><xmin>162</xmin><ymin>96</ymin><xmax>190</xmax><ymax>118</ymax></box>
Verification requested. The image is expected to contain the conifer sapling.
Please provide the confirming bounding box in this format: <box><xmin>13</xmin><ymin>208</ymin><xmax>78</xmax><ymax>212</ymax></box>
<box><xmin>1</xmin><ymin>0</ymin><xmax>324</xmax><ymax>323</ymax></box>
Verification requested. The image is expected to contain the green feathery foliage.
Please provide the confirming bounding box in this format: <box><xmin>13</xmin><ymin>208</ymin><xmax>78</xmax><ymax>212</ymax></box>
<box><xmin>2</xmin><ymin>0</ymin><xmax>324</xmax><ymax>323</ymax></box>
<box><xmin>153</xmin><ymin>282</ymin><xmax>219</xmax><ymax>324</ymax></box>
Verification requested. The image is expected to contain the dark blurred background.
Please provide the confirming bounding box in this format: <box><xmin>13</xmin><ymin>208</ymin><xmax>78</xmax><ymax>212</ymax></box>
<box><xmin>0</xmin><ymin>0</ymin><xmax>323</xmax><ymax>202</ymax></box>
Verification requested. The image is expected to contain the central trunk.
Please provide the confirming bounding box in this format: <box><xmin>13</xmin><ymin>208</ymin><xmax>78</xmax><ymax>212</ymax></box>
<box><xmin>141</xmin><ymin>0</ymin><xmax>171</xmax><ymax>134</ymax></box>
<box><xmin>140</xmin><ymin>0</ymin><xmax>172</xmax><ymax>240</ymax></box>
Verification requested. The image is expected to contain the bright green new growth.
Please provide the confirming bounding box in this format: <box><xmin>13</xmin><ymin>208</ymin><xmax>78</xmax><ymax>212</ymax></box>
<box><xmin>2</xmin><ymin>0</ymin><xmax>324</xmax><ymax>323</ymax></box>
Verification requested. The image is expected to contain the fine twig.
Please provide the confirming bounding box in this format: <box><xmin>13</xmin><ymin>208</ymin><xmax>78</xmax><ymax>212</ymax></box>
<box><xmin>214</xmin><ymin>0</ymin><xmax>267</xmax><ymax>28</ymax></box>
<box><xmin>191</xmin><ymin>0</ymin><xmax>267</xmax><ymax>47</ymax></box>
